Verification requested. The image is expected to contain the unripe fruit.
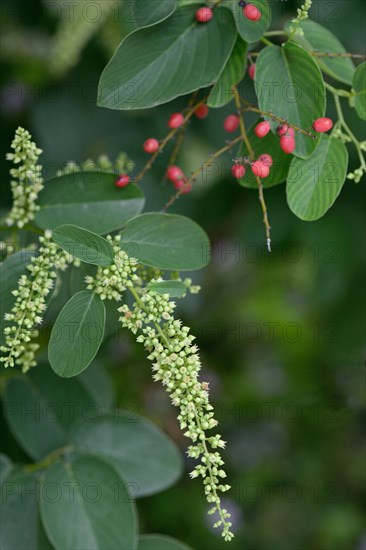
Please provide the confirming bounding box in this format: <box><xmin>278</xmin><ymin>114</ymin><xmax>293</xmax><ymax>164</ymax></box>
<box><xmin>248</xmin><ymin>64</ymin><xmax>256</xmax><ymax>80</ymax></box>
<box><xmin>195</xmin><ymin>7</ymin><xmax>213</xmax><ymax>23</ymax></box>
<box><xmin>166</xmin><ymin>165</ymin><xmax>184</xmax><ymax>182</ymax></box>
<box><xmin>168</xmin><ymin>113</ymin><xmax>185</xmax><ymax>129</ymax></box>
<box><xmin>115</xmin><ymin>174</ymin><xmax>130</xmax><ymax>188</ymax></box>
<box><xmin>255</xmin><ymin>121</ymin><xmax>271</xmax><ymax>138</ymax></box>
<box><xmin>195</xmin><ymin>104</ymin><xmax>209</xmax><ymax>119</ymax></box>
<box><xmin>243</xmin><ymin>4</ymin><xmax>262</xmax><ymax>21</ymax></box>
<box><xmin>313</xmin><ymin>117</ymin><xmax>333</xmax><ymax>133</ymax></box>
<box><xmin>258</xmin><ymin>154</ymin><xmax>273</xmax><ymax>167</ymax></box>
<box><xmin>143</xmin><ymin>138</ymin><xmax>159</xmax><ymax>154</ymax></box>
<box><xmin>232</xmin><ymin>164</ymin><xmax>246</xmax><ymax>179</ymax></box>
<box><xmin>251</xmin><ymin>161</ymin><xmax>270</xmax><ymax>178</ymax></box>
<box><xmin>174</xmin><ymin>179</ymin><xmax>192</xmax><ymax>194</ymax></box>
<box><xmin>280</xmin><ymin>135</ymin><xmax>296</xmax><ymax>154</ymax></box>
<box><xmin>224</xmin><ymin>114</ymin><xmax>240</xmax><ymax>133</ymax></box>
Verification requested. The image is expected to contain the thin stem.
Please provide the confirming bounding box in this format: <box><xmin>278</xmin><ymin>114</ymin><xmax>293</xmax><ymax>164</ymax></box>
<box><xmin>24</xmin><ymin>445</ymin><xmax>72</xmax><ymax>473</ymax></box>
<box><xmin>233</xmin><ymin>86</ymin><xmax>272</xmax><ymax>252</ymax></box>
<box><xmin>162</xmin><ymin>136</ymin><xmax>242</xmax><ymax>212</ymax></box>
<box><xmin>312</xmin><ymin>51</ymin><xmax>366</xmax><ymax>60</ymax></box>
<box><xmin>260</xmin><ymin>36</ymin><xmax>273</xmax><ymax>47</ymax></box>
<box><xmin>264</xmin><ymin>31</ymin><xmax>287</xmax><ymax>37</ymax></box>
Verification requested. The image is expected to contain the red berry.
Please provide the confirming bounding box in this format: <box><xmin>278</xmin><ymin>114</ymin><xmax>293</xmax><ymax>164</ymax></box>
<box><xmin>143</xmin><ymin>138</ymin><xmax>159</xmax><ymax>154</ymax></box>
<box><xmin>224</xmin><ymin>114</ymin><xmax>240</xmax><ymax>133</ymax></box>
<box><xmin>287</xmin><ymin>127</ymin><xmax>295</xmax><ymax>137</ymax></box>
<box><xmin>232</xmin><ymin>164</ymin><xmax>246</xmax><ymax>179</ymax></box>
<box><xmin>174</xmin><ymin>179</ymin><xmax>192</xmax><ymax>194</ymax></box>
<box><xmin>168</xmin><ymin>113</ymin><xmax>185</xmax><ymax>129</ymax></box>
<box><xmin>243</xmin><ymin>4</ymin><xmax>262</xmax><ymax>21</ymax></box>
<box><xmin>166</xmin><ymin>165</ymin><xmax>184</xmax><ymax>183</ymax></box>
<box><xmin>251</xmin><ymin>161</ymin><xmax>270</xmax><ymax>178</ymax></box>
<box><xmin>280</xmin><ymin>135</ymin><xmax>296</xmax><ymax>154</ymax></box>
<box><xmin>195</xmin><ymin>104</ymin><xmax>209</xmax><ymax>119</ymax></box>
<box><xmin>195</xmin><ymin>7</ymin><xmax>213</xmax><ymax>23</ymax></box>
<box><xmin>248</xmin><ymin>64</ymin><xmax>256</xmax><ymax>80</ymax></box>
<box><xmin>277</xmin><ymin>124</ymin><xmax>288</xmax><ymax>136</ymax></box>
<box><xmin>258</xmin><ymin>154</ymin><xmax>273</xmax><ymax>167</ymax></box>
<box><xmin>255</xmin><ymin>121</ymin><xmax>271</xmax><ymax>138</ymax></box>
<box><xmin>313</xmin><ymin>117</ymin><xmax>333</xmax><ymax>133</ymax></box>
<box><xmin>115</xmin><ymin>174</ymin><xmax>130</xmax><ymax>188</ymax></box>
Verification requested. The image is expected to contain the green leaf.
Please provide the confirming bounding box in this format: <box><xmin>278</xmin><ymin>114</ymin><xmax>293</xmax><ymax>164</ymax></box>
<box><xmin>52</xmin><ymin>225</ymin><xmax>114</xmax><ymax>266</ymax></box>
<box><xmin>255</xmin><ymin>42</ymin><xmax>326</xmax><ymax>158</ymax></box>
<box><xmin>138</xmin><ymin>535</ymin><xmax>192</xmax><ymax>550</ymax></box>
<box><xmin>120</xmin><ymin>213</ymin><xmax>210</xmax><ymax>271</ymax></box>
<box><xmin>2</xmin><ymin>365</ymin><xmax>102</xmax><ymax>460</ymax></box>
<box><xmin>147</xmin><ymin>280</ymin><xmax>187</xmax><ymax>297</ymax></box>
<box><xmin>352</xmin><ymin>62</ymin><xmax>366</xmax><ymax>120</ymax></box>
<box><xmin>78</xmin><ymin>362</ymin><xmax>115</xmax><ymax>410</ymax></box>
<box><xmin>207</xmin><ymin>36</ymin><xmax>247</xmax><ymax>108</ymax></box>
<box><xmin>40</xmin><ymin>455</ymin><xmax>138</xmax><ymax>550</ymax></box>
<box><xmin>237</xmin><ymin>118</ymin><xmax>292</xmax><ymax>188</ymax></box>
<box><xmin>227</xmin><ymin>0</ymin><xmax>271</xmax><ymax>44</ymax></box>
<box><xmin>98</xmin><ymin>5</ymin><xmax>236</xmax><ymax>110</ymax></box>
<box><xmin>0</xmin><ymin>470</ymin><xmax>52</xmax><ymax>550</ymax></box>
<box><xmin>288</xmin><ymin>19</ymin><xmax>355</xmax><ymax>86</ymax></box>
<box><xmin>0</xmin><ymin>250</ymin><xmax>34</xmax><ymax>345</ymax></box>
<box><xmin>35</xmin><ymin>172</ymin><xmax>144</xmax><ymax>234</ymax></box>
<box><xmin>286</xmin><ymin>134</ymin><xmax>348</xmax><ymax>220</ymax></box>
<box><xmin>49</xmin><ymin>291</ymin><xmax>106</xmax><ymax>378</ymax></box>
<box><xmin>72</xmin><ymin>411</ymin><xmax>183</xmax><ymax>497</ymax></box>
<box><xmin>121</xmin><ymin>0</ymin><xmax>177</xmax><ymax>33</ymax></box>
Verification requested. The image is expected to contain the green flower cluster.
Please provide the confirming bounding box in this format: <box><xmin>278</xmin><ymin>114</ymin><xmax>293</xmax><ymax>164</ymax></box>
<box><xmin>87</xmin><ymin>236</ymin><xmax>233</xmax><ymax>541</ymax></box>
<box><xmin>5</xmin><ymin>127</ymin><xmax>44</xmax><ymax>229</ymax></box>
<box><xmin>1</xmin><ymin>231</ymin><xmax>72</xmax><ymax>372</ymax></box>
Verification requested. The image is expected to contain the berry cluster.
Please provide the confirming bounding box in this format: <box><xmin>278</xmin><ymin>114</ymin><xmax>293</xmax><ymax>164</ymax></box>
<box><xmin>232</xmin><ymin>153</ymin><xmax>273</xmax><ymax>180</ymax></box>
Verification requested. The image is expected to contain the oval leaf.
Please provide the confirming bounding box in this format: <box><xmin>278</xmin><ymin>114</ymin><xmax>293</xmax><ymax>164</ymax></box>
<box><xmin>2</xmin><ymin>365</ymin><xmax>102</xmax><ymax>460</ymax></box>
<box><xmin>35</xmin><ymin>172</ymin><xmax>144</xmax><ymax>234</ymax></box>
<box><xmin>0</xmin><ymin>250</ymin><xmax>34</xmax><ymax>345</ymax></box>
<box><xmin>52</xmin><ymin>225</ymin><xmax>114</xmax><ymax>266</ymax></box>
<box><xmin>147</xmin><ymin>280</ymin><xmax>187</xmax><ymax>297</ymax></box>
<box><xmin>288</xmin><ymin>19</ymin><xmax>355</xmax><ymax>85</ymax></box>
<box><xmin>237</xmin><ymin>118</ymin><xmax>292</xmax><ymax>188</ymax></box>
<box><xmin>228</xmin><ymin>0</ymin><xmax>271</xmax><ymax>43</ymax></box>
<box><xmin>98</xmin><ymin>6</ymin><xmax>236</xmax><ymax>110</ymax></box>
<box><xmin>207</xmin><ymin>36</ymin><xmax>247</xmax><ymax>108</ymax></box>
<box><xmin>40</xmin><ymin>455</ymin><xmax>138</xmax><ymax>550</ymax></box>
<box><xmin>1</xmin><ymin>470</ymin><xmax>52</xmax><ymax>550</ymax></box>
<box><xmin>352</xmin><ymin>62</ymin><xmax>366</xmax><ymax>120</ymax></box>
<box><xmin>49</xmin><ymin>290</ymin><xmax>106</xmax><ymax>377</ymax></box>
<box><xmin>72</xmin><ymin>412</ymin><xmax>183</xmax><ymax>497</ymax></box>
<box><xmin>120</xmin><ymin>213</ymin><xmax>210</xmax><ymax>271</ymax></box>
<box><xmin>255</xmin><ymin>42</ymin><xmax>326</xmax><ymax>158</ymax></box>
<box><xmin>138</xmin><ymin>535</ymin><xmax>192</xmax><ymax>550</ymax></box>
<box><xmin>121</xmin><ymin>0</ymin><xmax>177</xmax><ymax>33</ymax></box>
<box><xmin>287</xmin><ymin>134</ymin><xmax>348</xmax><ymax>220</ymax></box>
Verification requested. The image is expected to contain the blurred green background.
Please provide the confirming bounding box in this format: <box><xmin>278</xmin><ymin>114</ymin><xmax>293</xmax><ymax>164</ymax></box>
<box><xmin>1</xmin><ymin>1</ymin><xmax>365</xmax><ymax>549</ymax></box>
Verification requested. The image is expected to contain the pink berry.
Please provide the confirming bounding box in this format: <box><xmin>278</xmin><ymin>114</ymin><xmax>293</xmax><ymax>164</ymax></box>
<box><xmin>243</xmin><ymin>4</ymin><xmax>262</xmax><ymax>21</ymax></box>
<box><xmin>232</xmin><ymin>164</ymin><xmax>246</xmax><ymax>179</ymax></box>
<box><xmin>255</xmin><ymin>121</ymin><xmax>271</xmax><ymax>138</ymax></box>
<box><xmin>195</xmin><ymin>7</ymin><xmax>213</xmax><ymax>23</ymax></box>
<box><xmin>224</xmin><ymin>114</ymin><xmax>240</xmax><ymax>133</ymax></box>
<box><xmin>143</xmin><ymin>138</ymin><xmax>159</xmax><ymax>154</ymax></box>
<box><xmin>313</xmin><ymin>117</ymin><xmax>333</xmax><ymax>133</ymax></box>
<box><xmin>277</xmin><ymin>124</ymin><xmax>288</xmax><ymax>136</ymax></box>
<box><xmin>168</xmin><ymin>113</ymin><xmax>185</xmax><ymax>129</ymax></box>
<box><xmin>251</xmin><ymin>160</ymin><xmax>270</xmax><ymax>178</ymax></box>
<box><xmin>258</xmin><ymin>154</ymin><xmax>273</xmax><ymax>167</ymax></box>
<box><xmin>115</xmin><ymin>174</ymin><xmax>130</xmax><ymax>188</ymax></box>
<box><xmin>195</xmin><ymin>104</ymin><xmax>209</xmax><ymax>119</ymax></box>
<box><xmin>287</xmin><ymin>127</ymin><xmax>295</xmax><ymax>137</ymax></box>
<box><xmin>166</xmin><ymin>165</ymin><xmax>184</xmax><ymax>183</ymax></box>
<box><xmin>248</xmin><ymin>64</ymin><xmax>256</xmax><ymax>80</ymax></box>
<box><xmin>280</xmin><ymin>135</ymin><xmax>296</xmax><ymax>154</ymax></box>
<box><xmin>174</xmin><ymin>179</ymin><xmax>192</xmax><ymax>194</ymax></box>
